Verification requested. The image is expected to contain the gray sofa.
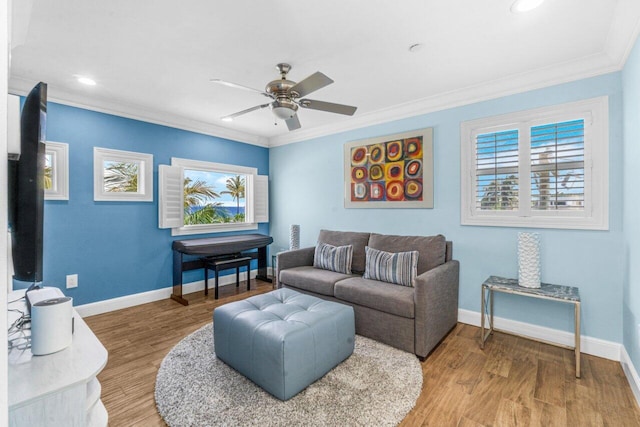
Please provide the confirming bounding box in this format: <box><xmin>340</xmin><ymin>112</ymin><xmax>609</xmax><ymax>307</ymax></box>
<box><xmin>276</xmin><ymin>230</ymin><xmax>459</xmax><ymax>359</ymax></box>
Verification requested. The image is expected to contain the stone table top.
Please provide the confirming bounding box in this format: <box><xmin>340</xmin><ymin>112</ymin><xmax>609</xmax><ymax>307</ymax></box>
<box><xmin>482</xmin><ymin>275</ymin><xmax>580</xmax><ymax>302</ymax></box>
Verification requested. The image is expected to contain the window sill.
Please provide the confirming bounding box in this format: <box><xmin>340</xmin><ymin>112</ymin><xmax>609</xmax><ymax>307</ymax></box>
<box><xmin>461</xmin><ymin>214</ymin><xmax>608</xmax><ymax>230</ymax></box>
<box><xmin>171</xmin><ymin>222</ymin><xmax>258</xmax><ymax>236</ymax></box>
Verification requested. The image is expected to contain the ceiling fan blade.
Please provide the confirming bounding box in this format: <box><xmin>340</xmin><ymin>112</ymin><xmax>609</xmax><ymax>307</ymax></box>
<box><xmin>210</xmin><ymin>79</ymin><xmax>272</xmax><ymax>98</ymax></box>
<box><xmin>222</xmin><ymin>103</ymin><xmax>270</xmax><ymax>121</ymax></box>
<box><xmin>290</xmin><ymin>72</ymin><xmax>333</xmax><ymax>98</ymax></box>
<box><xmin>299</xmin><ymin>99</ymin><xmax>357</xmax><ymax>116</ymax></box>
<box><xmin>285</xmin><ymin>114</ymin><xmax>301</xmax><ymax>131</ymax></box>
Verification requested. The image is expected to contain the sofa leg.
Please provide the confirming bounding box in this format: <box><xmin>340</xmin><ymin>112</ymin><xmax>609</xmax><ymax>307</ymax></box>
<box><xmin>417</xmin><ymin>355</ymin><xmax>426</xmax><ymax>362</ymax></box>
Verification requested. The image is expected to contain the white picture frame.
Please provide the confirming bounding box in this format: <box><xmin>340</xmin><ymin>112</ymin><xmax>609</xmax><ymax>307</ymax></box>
<box><xmin>45</xmin><ymin>141</ymin><xmax>69</xmax><ymax>200</ymax></box>
<box><xmin>93</xmin><ymin>147</ymin><xmax>153</xmax><ymax>202</ymax></box>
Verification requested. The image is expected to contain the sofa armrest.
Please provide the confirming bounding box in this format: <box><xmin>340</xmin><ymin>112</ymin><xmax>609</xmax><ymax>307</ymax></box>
<box><xmin>413</xmin><ymin>260</ymin><xmax>460</xmax><ymax>357</ymax></box>
<box><xmin>275</xmin><ymin>246</ymin><xmax>315</xmax><ymax>287</ymax></box>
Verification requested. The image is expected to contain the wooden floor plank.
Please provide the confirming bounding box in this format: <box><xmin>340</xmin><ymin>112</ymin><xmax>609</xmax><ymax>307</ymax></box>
<box><xmin>499</xmin><ymin>356</ymin><xmax>537</xmax><ymax>408</ymax></box>
<box><xmin>494</xmin><ymin>398</ymin><xmax>531</xmax><ymax>427</ymax></box>
<box><xmin>566</xmin><ymin>400</ymin><xmax>604</xmax><ymax>427</ymax></box>
<box><xmin>534</xmin><ymin>359</ymin><xmax>566</xmax><ymax>407</ymax></box>
<box><xmin>530</xmin><ymin>399</ymin><xmax>567</xmax><ymax>427</ymax></box>
<box><xmin>83</xmin><ymin>281</ymin><xmax>640</xmax><ymax>426</ymax></box>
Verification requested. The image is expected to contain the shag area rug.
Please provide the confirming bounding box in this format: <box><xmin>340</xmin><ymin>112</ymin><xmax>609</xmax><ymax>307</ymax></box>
<box><xmin>155</xmin><ymin>322</ymin><xmax>422</xmax><ymax>426</ymax></box>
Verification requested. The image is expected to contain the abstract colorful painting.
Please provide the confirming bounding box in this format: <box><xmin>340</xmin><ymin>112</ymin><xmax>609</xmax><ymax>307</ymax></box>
<box><xmin>344</xmin><ymin>128</ymin><xmax>433</xmax><ymax>208</ymax></box>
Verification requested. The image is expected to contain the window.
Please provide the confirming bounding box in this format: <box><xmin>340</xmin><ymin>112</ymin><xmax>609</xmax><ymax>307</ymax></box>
<box><xmin>159</xmin><ymin>158</ymin><xmax>268</xmax><ymax>235</ymax></box>
<box><xmin>461</xmin><ymin>97</ymin><xmax>608</xmax><ymax>230</ymax></box>
<box><xmin>183</xmin><ymin>170</ymin><xmax>247</xmax><ymax>225</ymax></box>
<box><xmin>44</xmin><ymin>141</ymin><xmax>69</xmax><ymax>200</ymax></box>
<box><xmin>93</xmin><ymin>147</ymin><xmax>153</xmax><ymax>202</ymax></box>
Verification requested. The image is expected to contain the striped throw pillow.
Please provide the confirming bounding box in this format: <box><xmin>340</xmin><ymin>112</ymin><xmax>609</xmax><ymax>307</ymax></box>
<box><xmin>363</xmin><ymin>246</ymin><xmax>419</xmax><ymax>287</ymax></box>
<box><xmin>313</xmin><ymin>242</ymin><xmax>353</xmax><ymax>274</ymax></box>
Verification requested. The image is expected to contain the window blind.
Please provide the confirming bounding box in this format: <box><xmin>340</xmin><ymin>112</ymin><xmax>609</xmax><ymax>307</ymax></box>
<box><xmin>475</xmin><ymin>129</ymin><xmax>519</xmax><ymax>210</ymax></box>
<box><xmin>530</xmin><ymin>120</ymin><xmax>584</xmax><ymax>211</ymax></box>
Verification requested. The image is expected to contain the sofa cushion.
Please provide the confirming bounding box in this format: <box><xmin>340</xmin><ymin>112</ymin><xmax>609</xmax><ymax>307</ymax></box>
<box><xmin>368</xmin><ymin>233</ymin><xmax>446</xmax><ymax>275</ymax></box>
<box><xmin>318</xmin><ymin>230</ymin><xmax>371</xmax><ymax>274</ymax></box>
<box><xmin>334</xmin><ymin>277</ymin><xmax>415</xmax><ymax>319</ymax></box>
<box><xmin>313</xmin><ymin>242</ymin><xmax>353</xmax><ymax>274</ymax></box>
<box><xmin>363</xmin><ymin>246</ymin><xmax>419</xmax><ymax>287</ymax></box>
<box><xmin>279</xmin><ymin>266</ymin><xmax>355</xmax><ymax>297</ymax></box>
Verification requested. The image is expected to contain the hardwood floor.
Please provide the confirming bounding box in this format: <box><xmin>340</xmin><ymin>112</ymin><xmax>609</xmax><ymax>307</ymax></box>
<box><xmin>84</xmin><ymin>280</ymin><xmax>640</xmax><ymax>426</ymax></box>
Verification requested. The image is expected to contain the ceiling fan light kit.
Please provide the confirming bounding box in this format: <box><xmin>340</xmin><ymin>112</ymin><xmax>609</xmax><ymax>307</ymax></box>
<box><xmin>271</xmin><ymin>104</ymin><xmax>297</xmax><ymax>120</ymax></box>
<box><xmin>212</xmin><ymin>63</ymin><xmax>357</xmax><ymax>131</ymax></box>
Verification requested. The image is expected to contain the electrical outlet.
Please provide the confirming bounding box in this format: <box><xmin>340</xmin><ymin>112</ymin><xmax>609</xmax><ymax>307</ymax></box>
<box><xmin>66</xmin><ymin>274</ymin><xmax>78</xmax><ymax>289</ymax></box>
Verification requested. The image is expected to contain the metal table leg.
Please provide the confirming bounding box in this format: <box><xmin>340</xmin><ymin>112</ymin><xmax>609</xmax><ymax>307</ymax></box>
<box><xmin>480</xmin><ymin>285</ymin><xmax>493</xmax><ymax>348</ymax></box>
<box><xmin>575</xmin><ymin>301</ymin><xmax>581</xmax><ymax>378</ymax></box>
<box><xmin>481</xmin><ymin>285</ymin><xmax>485</xmax><ymax>348</ymax></box>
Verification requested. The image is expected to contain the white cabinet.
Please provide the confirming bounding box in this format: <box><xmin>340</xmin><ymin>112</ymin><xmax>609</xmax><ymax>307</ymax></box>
<box><xmin>8</xmin><ymin>290</ymin><xmax>108</xmax><ymax>426</ymax></box>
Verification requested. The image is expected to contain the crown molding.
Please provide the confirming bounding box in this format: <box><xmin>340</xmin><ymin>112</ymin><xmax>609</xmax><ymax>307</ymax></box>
<box><xmin>268</xmin><ymin>51</ymin><xmax>621</xmax><ymax>147</ymax></box>
<box><xmin>10</xmin><ymin>15</ymin><xmax>638</xmax><ymax>151</ymax></box>
<box><xmin>604</xmin><ymin>0</ymin><xmax>640</xmax><ymax>69</ymax></box>
<box><xmin>8</xmin><ymin>76</ymin><xmax>270</xmax><ymax>148</ymax></box>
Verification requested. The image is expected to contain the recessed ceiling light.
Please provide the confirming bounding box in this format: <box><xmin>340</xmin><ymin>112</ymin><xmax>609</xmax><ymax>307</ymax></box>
<box><xmin>221</xmin><ymin>117</ymin><xmax>233</xmax><ymax>122</ymax></box>
<box><xmin>77</xmin><ymin>76</ymin><xmax>96</xmax><ymax>86</ymax></box>
<box><xmin>511</xmin><ymin>0</ymin><xmax>545</xmax><ymax>13</ymax></box>
<box><xmin>408</xmin><ymin>43</ymin><xmax>423</xmax><ymax>53</ymax></box>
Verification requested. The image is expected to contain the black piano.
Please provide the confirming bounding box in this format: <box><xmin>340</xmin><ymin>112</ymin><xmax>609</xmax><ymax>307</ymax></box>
<box><xmin>171</xmin><ymin>233</ymin><xmax>273</xmax><ymax>305</ymax></box>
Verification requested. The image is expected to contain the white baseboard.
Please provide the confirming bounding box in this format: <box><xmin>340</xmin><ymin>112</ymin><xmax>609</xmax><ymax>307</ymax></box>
<box><xmin>75</xmin><ymin>268</ymin><xmax>271</xmax><ymax>318</ymax></box>
<box><xmin>458</xmin><ymin>308</ymin><xmax>621</xmax><ymax>361</ymax></box>
<box><xmin>621</xmin><ymin>347</ymin><xmax>640</xmax><ymax>407</ymax></box>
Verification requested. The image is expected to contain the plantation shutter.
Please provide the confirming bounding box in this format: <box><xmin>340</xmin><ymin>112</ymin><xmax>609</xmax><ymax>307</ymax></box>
<box><xmin>254</xmin><ymin>175</ymin><xmax>269</xmax><ymax>223</ymax></box>
<box><xmin>245</xmin><ymin>174</ymin><xmax>269</xmax><ymax>224</ymax></box>
<box><xmin>530</xmin><ymin>120</ymin><xmax>585</xmax><ymax>211</ymax></box>
<box><xmin>475</xmin><ymin>129</ymin><xmax>519</xmax><ymax>211</ymax></box>
<box><xmin>158</xmin><ymin>165</ymin><xmax>184</xmax><ymax>229</ymax></box>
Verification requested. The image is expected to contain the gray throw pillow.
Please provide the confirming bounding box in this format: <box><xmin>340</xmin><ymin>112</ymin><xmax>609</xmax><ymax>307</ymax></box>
<box><xmin>314</xmin><ymin>242</ymin><xmax>353</xmax><ymax>274</ymax></box>
<box><xmin>363</xmin><ymin>246</ymin><xmax>419</xmax><ymax>287</ymax></box>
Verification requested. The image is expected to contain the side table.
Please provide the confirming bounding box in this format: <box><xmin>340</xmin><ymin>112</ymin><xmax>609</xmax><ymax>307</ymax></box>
<box><xmin>480</xmin><ymin>275</ymin><xmax>581</xmax><ymax>378</ymax></box>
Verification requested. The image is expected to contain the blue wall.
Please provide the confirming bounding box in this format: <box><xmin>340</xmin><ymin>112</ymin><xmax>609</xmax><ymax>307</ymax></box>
<box><xmin>42</xmin><ymin>103</ymin><xmax>269</xmax><ymax>305</ymax></box>
<box><xmin>270</xmin><ymin>73</ymin><xmax>623</xmax><ymax>342</ymax></box>
<box><xmin>623</xmin><ymin>34</ymin><xmax>640</xmax><ymax>368</ymax></box>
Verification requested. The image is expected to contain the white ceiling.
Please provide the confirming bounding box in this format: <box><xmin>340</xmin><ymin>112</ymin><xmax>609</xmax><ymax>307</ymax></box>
<box><xmin>8</xmin><ymin>0</ymin><xmax>640</xmax><ymax>147</ymax></box>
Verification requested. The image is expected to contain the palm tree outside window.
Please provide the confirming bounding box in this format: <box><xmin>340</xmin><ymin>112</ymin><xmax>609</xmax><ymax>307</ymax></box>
<box><xmin>182</xmin><ymin>170</ymin><xmax>247</xmax><ymax>226</ymax></box>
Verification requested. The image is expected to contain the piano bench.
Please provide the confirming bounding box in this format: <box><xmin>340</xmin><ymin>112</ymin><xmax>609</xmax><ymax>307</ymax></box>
<box><xmin>203</xmin><ymin>256</ymin><xmax>252</xmax><ymax>299</ymax></box>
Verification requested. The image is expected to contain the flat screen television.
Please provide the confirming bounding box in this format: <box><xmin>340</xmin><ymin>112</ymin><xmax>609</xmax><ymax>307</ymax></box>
<box><xmin>8</xmin><ymin>82</ymin><xmax>47</xmax><ymax>286</ymax></box>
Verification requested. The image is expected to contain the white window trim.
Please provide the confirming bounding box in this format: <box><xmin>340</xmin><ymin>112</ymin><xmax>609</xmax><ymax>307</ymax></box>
<box><xmin>460</xmin><ymin>96</ymin><xmax>609</xmax><ymax>230</ymax></box>
<box><xmin>170</xmin><ymin>157</ymin><xmax>258</xmax><ymax>236</ymax></box>
<box><xmin>45</xmin><ymin>141</ymin><xmax>69</xmax><ymax>201</ymax></box>
<box><xmin>93</xmin><ymin>147</ymin><xmax>153</xmax><ymax>202</ymax></box>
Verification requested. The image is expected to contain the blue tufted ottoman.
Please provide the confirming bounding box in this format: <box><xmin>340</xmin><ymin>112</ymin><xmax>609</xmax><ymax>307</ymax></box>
<box><xmin>213</xmin><ymin>288</ymin><xmax>355</xmax><ymax>400</ymax></box>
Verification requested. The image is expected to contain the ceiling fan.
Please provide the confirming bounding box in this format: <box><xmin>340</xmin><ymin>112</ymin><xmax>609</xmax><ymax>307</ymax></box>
<box><xmin>211</xmin><ymin>63</ymin><xmax>357</xmax><ymax>131</ymax></box>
